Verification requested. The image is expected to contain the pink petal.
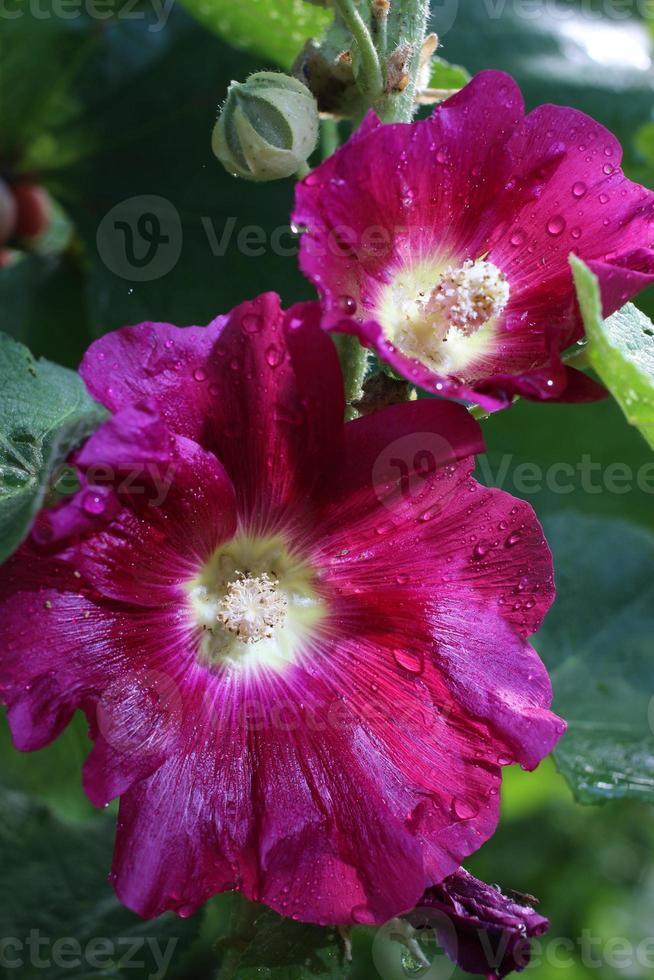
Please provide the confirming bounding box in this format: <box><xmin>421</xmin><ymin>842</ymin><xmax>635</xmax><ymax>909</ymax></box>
<box><xmin>82</xmin><ymin>296</ymin><xmax>344</xmax><ymax>526</ymax></box>
<box><xmin>295</xmin><ymin>71</ymin><xmax>523</xmax><ymax>335</ymax></box>
<box><xmin>294</xmin><ymin>72</ymin><xmax>654</xmax><ymax>407</ymax></box>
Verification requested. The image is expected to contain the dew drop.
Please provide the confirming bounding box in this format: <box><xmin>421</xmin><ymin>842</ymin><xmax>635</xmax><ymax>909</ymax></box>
<box><xmin>505</xmin><ymin>531</ymin><xmax>522</xmax><ymax>547</ymax></box>
<box><xmin>603</xmin><ymin>163</ymin><xmax>615</xmax><ymax>176</ymax></box>
<box><xmin>572</xmin><ymin>181</ymin><xmax>587</xmax><ymax>199</ymax></box>
<box><xmin>546</xmin><ymin>215</ymin><xmax>566</xmax><ymax>237</ymax></box>
<box><xmin>571</xmin><ymin>227</ymin><xmax>582</xmax><ymax>240</ymax></box>
<box><xmin>241</xmin><ymin>313</ymin><xmax>264</xmax><ymax>334</ymax></box>
<box><xmin>82</xmin><ymin>491</ymin><xmax>106</xmax><ymax>516</ymax></box>
<box><xmin>509</xmin><ymin>228</ymin><xmax>527</xmax><ymax>247</ymax></box>
<box><xmin>265</xmin><ymin>344</ymin><xmax>283</xmax><ymax>368</ymax></box>
<box><xmin>338</xmin><ymin>294</ymin><xmax>357</xmax><ymax>315</ymax></box>
<box><xmin>599</xmin><ymin>192</ymin><xmax>610</xmax><ymax>205</ymax></box>
<box><xmin>193</xmin><ymin>368</ymin><xmax>207</xmax><ymax>382</ymax></box>
<box><xmin>393</xmin><ymin>647</ymin><xmax>424</xmax><ymax>676</ymax></box>
<box><xmin>452</xmin><ymin>798</ymin><xmax>479</xmax><ymax>820</ymax></box>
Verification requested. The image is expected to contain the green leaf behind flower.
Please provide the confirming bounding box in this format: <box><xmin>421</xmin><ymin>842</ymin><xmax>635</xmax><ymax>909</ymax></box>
<box><xmin>428</xmin><ymin>57</ymin><xmax>470</xmax><ymax>91</ymax></box>
<box><xmin>571</xmin><ymin>255</ymin><xmax>654</xmax><ymax>451</ymax></box>
<box><xmin>538</xmin><ymin>513</ymin><xmax>654</xmax><ymax>804</ymax></box>
<box><xmin>176</xmin><ymin>0</ymin><xmax>330</xmax><ymax>69</ymax></box>
<box><xmin>0</xmin><ymin>791</ymin><xmax>197</xmax><ymax>979</ymax></box>
<box><xmin>0</xmin><ymin>333</ymin><xmax>106</xmax><ymax>564</ymax></box>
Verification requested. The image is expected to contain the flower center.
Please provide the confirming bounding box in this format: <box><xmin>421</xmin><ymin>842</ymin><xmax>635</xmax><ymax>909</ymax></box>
<box><xmin>377</xmin><ymin>257</ymin><xmax>510</xmax><ymax>376</ymax></box>
<box><xmin>427</xmin><ymin>260</ymin><xmax>510</xmax><ymax>335</ymax></box>
<box><xmin>218</xmin><ymin>572</ymin><xmax>288</xmax><ymax>643</ymax></box>
<box><xmin>187</xmin><ymin>534</ymin><xmax>325</xmax><ymax>673</ymax></box>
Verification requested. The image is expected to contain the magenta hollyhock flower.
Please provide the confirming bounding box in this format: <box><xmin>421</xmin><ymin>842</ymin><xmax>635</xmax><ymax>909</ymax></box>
<box><xmin>293</xmin><ymin>71</ymin><xmax>654</xmax><ymax>410</ymax></box>
<box><xmin>420</xmin><ymin>869</ymin><xmax>548</xmax><ymax>978</ymax></box>
<box><xmin>0</xmin><ymin>294</ymin><xmax>564</xmax><ymax>924</ymax></box>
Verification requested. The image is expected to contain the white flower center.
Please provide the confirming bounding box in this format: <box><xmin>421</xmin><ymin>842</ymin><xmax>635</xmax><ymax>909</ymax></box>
<box><xmin>427</xmin><ymin>259</ymin><xmax>510</xmax><ymax>335</ymax></box>
<box><xmin>378</xmin><ymin>258</ymin><xmax>510</xmax><ymax>376</ymax></box>
<box><xmin>187</xmin><ymin>534</ymin><xmax>325</xmax><ymax>673</ymax></box>
<box><xmin>217</xmin><ymin>572</ymin><xmax>288</xmax><ymax>643</ymax></box>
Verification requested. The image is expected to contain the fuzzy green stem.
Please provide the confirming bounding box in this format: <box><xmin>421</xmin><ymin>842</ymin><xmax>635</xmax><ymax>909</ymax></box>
<box><xmin>320</xmin><ymin>117</ymin><xmax>340</xmax><ymax>160</ymax></box>
<box><xmin>372</xmin><ymin>0</ymin><xmax>389</xmax><ymax>59</ymax></box>
<box><xmin>333</xmin><ymin>0</ymin><xmax>384</xmax><ymax>100</ymax></box>
<box><xmin>334</xmin><ymin>333</ymin><xmax>368</xmax><ymax>416</ymax></box>
<box><xmin>373</xmin><ymin>0</ymin><xmax>430</xmax><ymax>122</ymax></box>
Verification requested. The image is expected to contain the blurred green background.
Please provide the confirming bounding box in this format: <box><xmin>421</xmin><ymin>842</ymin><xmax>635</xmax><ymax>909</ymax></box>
<box><xmin>1</xmin><ymin>1</ymin><xmax>654</xmax><ymax>977</ymax></box>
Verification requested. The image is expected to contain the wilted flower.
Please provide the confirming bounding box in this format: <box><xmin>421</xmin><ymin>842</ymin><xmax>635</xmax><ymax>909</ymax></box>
<box><xmin>0</xmin><ymin>294</ymin><xmax>563</xmax><ymax>923</ymax></box>
<box><xmin>422</xmin><ymin>868</ymin><xmax>548</xmax><ymax>978</ymax></box>
<box><xmin>294</xmin><ymin>71</ymin><xmax>654</xmax><ymax>409</ymax></box>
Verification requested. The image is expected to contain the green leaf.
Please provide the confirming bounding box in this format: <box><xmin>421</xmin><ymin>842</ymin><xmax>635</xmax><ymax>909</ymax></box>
<box><xmin>176</xmin><ymin>0</ymin><xmax>330</xmax><ymax>69</ymax></box>
<box><xmin>207</xmin><ymin>893</ymin><xmax>343</xmax><ymax>980</ymax></box>
<box><xmin>428</xmin><ymin>56</ymin><xmax>470</xmax><ymax>91</ymax></box>
<box><xmin>537</xmin><ymin>513</ymin><xmax>654</xmax><ymax>803</ymax></box>
<box><xmin>0</xmin><ymin>711</ymin><xmax>97</xmax><ymax>823</ymax></box>
<box><xmin>0</xmin><ymin>790</ymin><xmax>198</xmax><ymax>979</ymax></box>
<box><xmin>0</xmin><ymin>333</ymin><xmax>106</xmax><ymax>564</ymax></box>
<box><xmin>571</xmin><ymin>255</ymin><xmax>654</xmax><ymax>450</ymax></box>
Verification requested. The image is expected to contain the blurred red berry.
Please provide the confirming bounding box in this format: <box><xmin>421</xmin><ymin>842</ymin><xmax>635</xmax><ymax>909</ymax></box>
<box><xmin>13</xmin><ymin>182</ymin><xmax>50</xmax><ymax>239</ymax></box>
<box><xmin>0</xmin><ymin>178</ymin><xmax>17</xmax><ymax>245</ymax></box>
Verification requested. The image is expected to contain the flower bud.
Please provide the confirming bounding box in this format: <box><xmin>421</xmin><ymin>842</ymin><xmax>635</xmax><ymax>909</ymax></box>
<box><xmin>212</xmin><ymin>72</ymin><xmax>319</xmax><ymax>182</ymax></box>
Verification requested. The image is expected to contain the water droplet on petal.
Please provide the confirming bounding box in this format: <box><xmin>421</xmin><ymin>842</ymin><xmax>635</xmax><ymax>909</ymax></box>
<box><xmin>193</xmin><ymin>368</ymin><xmax>207</xmax><ymax>382</ymax></box>
<box><xmin>546</xmin><ymin>215</ymin><xmax>566</xmax><ymax>237</ymax></box>
<box><xmin>505</xmin><ymin>531</ymin><xmax>522</xmax><ymax>547</ymax></box>
<box><xmin>510</xmin><ymin>228</ymin><xmax>527</xmax><ymax>247</ymax></box>
<box><xmin>82</xmin><ymin>490</ymin><xmax>107</xmax><ymax>516</ymax></box>
<box><xmin>241</xmin><ymin>313</ymin><xmax>263</xmax><ymax>334</ymax></box>
<box><xmin>452</xmin><ymin>798</ymin><xmax>479</xmax><ymax>820</ymax></box>
<box><xmin>338</xmin><ymin>294</ymin><xmax>357</xmax><ymax>315</ymax></box>
<box><xmin>393</xmin><ymin>647</ymin><xmax>424</xmax><ymax>676</ymax></box>
<box><xmin>572</xmin><ymin>181</ymin><xmax>587</xmax><ymax>199</ymax></box>
<box><xmin>265</xmin><ymin>344</ymin><xmax>283</xmax><ymax>368</ymax></box>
